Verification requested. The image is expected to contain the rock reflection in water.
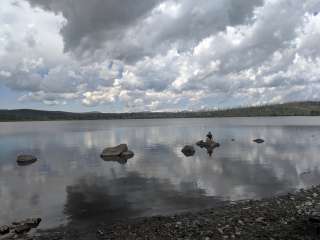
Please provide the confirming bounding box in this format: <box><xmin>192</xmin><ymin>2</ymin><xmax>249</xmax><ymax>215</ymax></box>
<box><xmin>100</xmin><ymin>155</ymin><xmax>132</xmax><ymax>164</ymax></box>
<box><xmin>64</xmin><ymin>173</ymin><xmax>226</xmax><ymax>225</ymax></box>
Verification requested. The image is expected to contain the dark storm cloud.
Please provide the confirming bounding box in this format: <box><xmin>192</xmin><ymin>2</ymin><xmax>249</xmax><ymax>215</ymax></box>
<box><xmin>26</xmin><ymin>0</ymin><xmax>264</xmax><ymax>62</ymax></box>
<box><xmin>27</xmin><ymin>0</ymin><xmax>164</xmax><ymax>56</ymax></box>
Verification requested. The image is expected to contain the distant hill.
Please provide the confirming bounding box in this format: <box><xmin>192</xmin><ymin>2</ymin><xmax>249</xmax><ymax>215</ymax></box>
<box><xmin>1</xmin><ymin>101</ymin><xmax>320</xmax><ymax>122</ymax></box>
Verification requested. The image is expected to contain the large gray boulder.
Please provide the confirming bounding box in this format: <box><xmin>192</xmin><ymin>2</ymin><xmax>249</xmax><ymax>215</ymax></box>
<box><xmin>16</xmin><ymin>155</ymin><xmax>37</xmax><ymax>166</ymax></box>
<box><xmin>181</xmin><ymin>145</ymin><xmax>195</xmax><ymax>157</ymax></box>
<box><xmin>100</xmin><ymin>144</ymin><xmax>128</xmax><ymax>157</ymax></box>
<box><xmin>100</xmin><ymin>144</ymin><xmax>134</xmax><ymax>164</ymax></box>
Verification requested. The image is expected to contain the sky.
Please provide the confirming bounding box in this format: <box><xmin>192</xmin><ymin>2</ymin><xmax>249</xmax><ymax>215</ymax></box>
<box><xmin>0</xmin><ymin>0</ymin><xmax>320</xmax><ymax>112</ymax></box>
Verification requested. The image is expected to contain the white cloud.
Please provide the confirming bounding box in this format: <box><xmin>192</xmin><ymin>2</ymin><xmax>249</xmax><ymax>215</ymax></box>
<box><xmin>1</xmin><ymin>0</ymin><xmax>320</xmax><ymax>111</ymax></box>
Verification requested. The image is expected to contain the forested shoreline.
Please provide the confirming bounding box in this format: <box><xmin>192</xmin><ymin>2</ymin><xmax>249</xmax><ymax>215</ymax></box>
<box><xmin>1</xmin><ymin>101</ymin><xmax>320</xmax><ymax>122</ymax></box>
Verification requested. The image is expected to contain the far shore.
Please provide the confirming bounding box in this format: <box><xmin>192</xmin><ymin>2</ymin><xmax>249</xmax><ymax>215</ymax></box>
<box><xmin>2</xmin><ymin>115</ymin><xmax>320</xmax><ymax>124</ymax></box>
<box><xmin>1</xmin><ymin>101</ymin><xmax>320</xmax><ymax>122</ymax></box>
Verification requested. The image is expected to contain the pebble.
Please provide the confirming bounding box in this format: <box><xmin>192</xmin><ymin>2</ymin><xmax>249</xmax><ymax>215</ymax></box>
<box><xmin>217</xmin><ymin>228</ymin><xmax>224</xmax><ymax>234</ymax></box>
<box><xmin>97</xmin><ymin>229</ymin><xmax>104</xmax><ymax>235</ymax></box>
<box><xmin>238</xmin><ymin>220</ymin><xmax>244</xmax><ymax>225</ymax></box>
<box><xmin>305</xmin><ymin>201</ymin><xmax>313</xmax><ymax>206</ymax></box>
<box><xmin>255</xmin><ymin>217</ymin><xmax>264</xmax><ymax>223</ymax></box>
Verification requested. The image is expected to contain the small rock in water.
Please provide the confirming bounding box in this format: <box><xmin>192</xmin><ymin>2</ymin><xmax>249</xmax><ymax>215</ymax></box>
<box><xmin>253</xmin><ymin>139</ymin><xmax>264</xmax><ymax>144</ymax></box>
<box><xmin>196</xmin><ymin>140</ymin><xmax>220</xmax><ymax>149</ymax></box>
<box><xmin>181</xmin><ymin>145</ymin><xmax>195</xmax><ymax>157</ymax></box>
<box><xmin>16</xmin><ymin>155</ymin><xmax>37</xmax><ymax>166</ymax></box>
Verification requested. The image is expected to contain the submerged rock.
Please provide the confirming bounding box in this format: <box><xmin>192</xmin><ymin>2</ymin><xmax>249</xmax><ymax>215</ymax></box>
<box><xmin>181</xmin><ymin>145</ymin><xmax>195</xmax><ymax>157</ymax></box>
<box><xmin>253</xmin><ymin>139</ymin><xmax>264</xmax><ymax>144</ymax></box>
<box><xmin>101</xmin><ymin>144</ymin><xmax>129</xmax><ymax>157</ymax></box>
<box><xmin>16</xmin><ymin>155</ymin><xmax>37</xmax><ymax>165</ymax></box>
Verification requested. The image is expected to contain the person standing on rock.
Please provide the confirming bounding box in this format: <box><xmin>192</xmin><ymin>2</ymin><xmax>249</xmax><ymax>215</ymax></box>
<box><xmin>205</xmin><ymin>131</ymin><xmax>214</xmax><ymax>156</ymax></box>
<box><xmin>206</xmin><ymin>131</ymin><xmax>214</xmax><ymax>143</ymax></box>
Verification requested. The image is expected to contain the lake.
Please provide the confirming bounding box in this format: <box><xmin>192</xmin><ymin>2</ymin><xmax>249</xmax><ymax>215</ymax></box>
<box><xmin>1</xmin><ymin>117</ymin><xmax>320</xmax><ymax>229</ymax></box>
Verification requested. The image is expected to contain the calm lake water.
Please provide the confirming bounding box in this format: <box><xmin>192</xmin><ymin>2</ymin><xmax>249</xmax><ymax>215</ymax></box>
<box><xmin>1</xmin><ymin>117</ymin><xmax>320</xmax><ymax>229</ymax></box>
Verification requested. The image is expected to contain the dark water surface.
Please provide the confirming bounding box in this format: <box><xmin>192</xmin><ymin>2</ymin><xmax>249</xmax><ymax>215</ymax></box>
<box><xmin>1</xmin><ymin>117</ymin><xmax>320</xmax><ymax>229</ymax></box>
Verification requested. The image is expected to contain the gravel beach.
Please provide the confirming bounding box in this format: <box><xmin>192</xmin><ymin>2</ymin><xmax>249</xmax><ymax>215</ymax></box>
<box><xmin>20</xmin><ymin>185</ymin><xmax>320</xmax><ymax>240</ymax></box>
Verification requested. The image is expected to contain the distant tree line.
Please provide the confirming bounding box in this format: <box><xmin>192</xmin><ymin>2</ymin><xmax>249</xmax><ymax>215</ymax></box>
<box><xmin>1</xmin><ymin>101</ymin><xmax>320</xmax><ymax>122</ymax></box>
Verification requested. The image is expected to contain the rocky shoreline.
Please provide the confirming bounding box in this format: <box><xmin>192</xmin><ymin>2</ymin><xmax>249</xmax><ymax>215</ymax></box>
<box><xmin>21</xmin><ymin>185</ymin><xmax>320</xmax><ymax>240</ymax></box>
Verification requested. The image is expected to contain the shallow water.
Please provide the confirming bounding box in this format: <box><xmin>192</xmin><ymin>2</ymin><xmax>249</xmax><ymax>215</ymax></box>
<box><xmin>1</xmin><ymin>117</ymin><xmax>320</xmax><ymax>229</ymax></box>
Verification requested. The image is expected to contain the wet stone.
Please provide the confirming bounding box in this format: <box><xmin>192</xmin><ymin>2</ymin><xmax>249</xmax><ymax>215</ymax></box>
<box><xmin>0</xmin><ymin>225</ymin><xmax>10</xmax><ymax>235</ymax></box>
<box><xmin>181</xmin><ymin>145</ymin><xmax>195</xmax><ymax>157</ymax></box>
<box><xmin>14</xmin><ymin>224</ymin><xmax>31</xmax><ymax>234</ymax></box>
<box><xmin>16</xmin><ymin>154</ymin><xmax>37</xmax><ymax>165</ymax></box>
<box><xmin>253</xmin><ymin>139</ymin><xmax>264</xmax><ymax>144</ymax></box>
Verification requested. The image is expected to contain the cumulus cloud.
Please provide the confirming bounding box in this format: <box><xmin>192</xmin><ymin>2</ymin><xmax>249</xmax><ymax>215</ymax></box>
<box><xmin>26</xmin><ymin>0</ymin><xmax>263</xmax><ymax>61</ymax></box>
<box><xmin>0</xmin><ymin>0</ymin><xmax>320</xmax><ymax>111</ymax></box>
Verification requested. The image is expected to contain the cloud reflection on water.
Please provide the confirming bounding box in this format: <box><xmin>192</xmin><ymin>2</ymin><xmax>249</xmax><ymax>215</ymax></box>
<box><xmin>1</xmin><ymin>118</ymin><xmax>320</xmax><ymax>228</ymax></box>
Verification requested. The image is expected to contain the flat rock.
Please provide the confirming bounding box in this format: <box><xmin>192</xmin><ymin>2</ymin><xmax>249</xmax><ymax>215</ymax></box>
<box><xmin>253</xmin><ymin>139</ymin><xmax>264</xmax><ymax>144</ymax></box>
<box><xmin>101</xmin><ymin>149</ymin><xmax>134</xmax><ymax>164</ymax></box>
<box><xmin>101</xmin><ymin>144</ymin><xmax>128</xmax><ymax>157</ymax></box>
<box><xmin>181</xmin><ymin>145</ymin><xmax>195</xmax><ymax>157</ymax></box>
<box><xmin>16</xmin><ymin>155</ymin><xmax>37</xmax><ymax>165</ymax></box>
